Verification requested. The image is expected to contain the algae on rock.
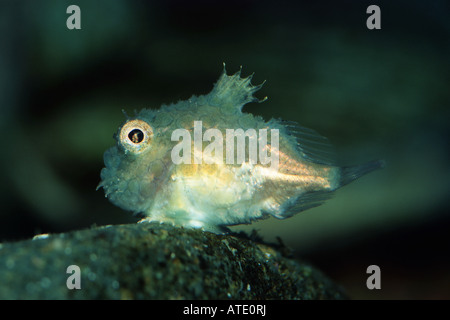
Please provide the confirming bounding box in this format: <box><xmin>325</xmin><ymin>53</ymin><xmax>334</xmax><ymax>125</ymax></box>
<box><xmin>0</xmin><ymin>223</ymin><xmax>346</xmax><ymax>299</ymax></box>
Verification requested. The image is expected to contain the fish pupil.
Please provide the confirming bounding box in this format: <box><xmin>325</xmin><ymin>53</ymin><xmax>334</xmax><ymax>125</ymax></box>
<box><xmin>128</xmin><ymin>129</ymin><xmax>144</xmax><ymax>144</ymax></box>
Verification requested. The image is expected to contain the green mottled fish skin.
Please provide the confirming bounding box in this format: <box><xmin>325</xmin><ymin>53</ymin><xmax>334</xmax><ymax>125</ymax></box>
<box><xmin>99</xmin><ymin>66</ymin><xmax>384</xmax><ymax>233</ymax></box>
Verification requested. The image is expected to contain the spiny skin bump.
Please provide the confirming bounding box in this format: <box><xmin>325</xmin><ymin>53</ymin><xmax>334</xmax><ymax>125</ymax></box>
<box><xmin>99</xmin><ymin>66</ymin><xmax>384</xmax><ymax>233</ymax></box>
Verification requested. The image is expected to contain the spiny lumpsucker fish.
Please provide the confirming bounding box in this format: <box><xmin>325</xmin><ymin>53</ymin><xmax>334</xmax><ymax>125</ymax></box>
<box><xmin>98</xmin><ymin>65</ymin><xmax>384</xmax><ymax>233</ymax></box>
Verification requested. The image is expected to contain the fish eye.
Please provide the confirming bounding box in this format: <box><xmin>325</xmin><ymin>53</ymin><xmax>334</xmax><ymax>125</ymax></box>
<box><xmin>128</xmin><ymin>129</ymin><xmax>144</xmax><ymax>144</ymax></box>
<box><xmin>119</xmin><ymin>119</ymin><xmax>153</xmax><ymax>154</ymax></box>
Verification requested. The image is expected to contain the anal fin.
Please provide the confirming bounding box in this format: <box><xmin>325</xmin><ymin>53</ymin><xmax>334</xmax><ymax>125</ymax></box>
<box><xmin>271</xmin><ymin>190</ymin><xmax>334</xmax><ymax>219</ymax></box>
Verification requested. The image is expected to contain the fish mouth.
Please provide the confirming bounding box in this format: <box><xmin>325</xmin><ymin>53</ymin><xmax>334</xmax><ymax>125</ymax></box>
<box><xmin>98</xmin><ymin>146</ymin><xmax>157</xmax><ymax>214</ymax></box>
<box><xmin>97</xmin><ymin>146</ymin><xmax>119</xmax><ymax>191</ymax></box>
<box><xmin>97</xmin><ymin>146</ymin><xmax>127</xmax><ymax>204</ymax></box>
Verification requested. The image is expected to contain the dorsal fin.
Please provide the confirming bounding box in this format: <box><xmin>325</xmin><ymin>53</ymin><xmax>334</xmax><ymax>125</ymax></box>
<box><xmin>276</xmin><ymin>119</ymin><xmax>337</xmax><ymax>166</ymax></box>
<box><xmin>207</xmin><ymin>63</ymin><xmax>267</xmax><ymax>112</ymax></box>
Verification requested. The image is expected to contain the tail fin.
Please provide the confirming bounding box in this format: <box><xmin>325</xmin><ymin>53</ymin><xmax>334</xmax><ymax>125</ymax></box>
<box><xmin>340</xmin><ymin>160</ymin><xmax>386</xmax><ymax>187</ymax></box>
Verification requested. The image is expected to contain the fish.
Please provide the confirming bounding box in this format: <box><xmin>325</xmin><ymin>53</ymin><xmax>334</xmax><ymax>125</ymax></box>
<box><xmin>98</xmin><ymin>65</ymin><xmax>385</xmax><ymax>233</ymax></box>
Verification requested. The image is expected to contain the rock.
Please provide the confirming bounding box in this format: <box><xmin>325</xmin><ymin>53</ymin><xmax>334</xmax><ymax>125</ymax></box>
<box><xmin>0</xmin><ymin>223</ymin><xmax>346</xmax><ymax>299</ymax></box>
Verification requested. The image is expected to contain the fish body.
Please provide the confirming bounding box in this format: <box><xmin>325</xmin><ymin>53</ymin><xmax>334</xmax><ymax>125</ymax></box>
<box><xmin>99</xmin><ymin>66</ymin><xmax>384</xmax><ymax>233</ymax></box>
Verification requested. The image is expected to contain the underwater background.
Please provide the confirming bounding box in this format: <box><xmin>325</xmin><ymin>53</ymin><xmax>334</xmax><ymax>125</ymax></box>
<box><xmin>0</xmin><ymin>0</ymin><xmax>449</xmax><ymax>299</ymax></box>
